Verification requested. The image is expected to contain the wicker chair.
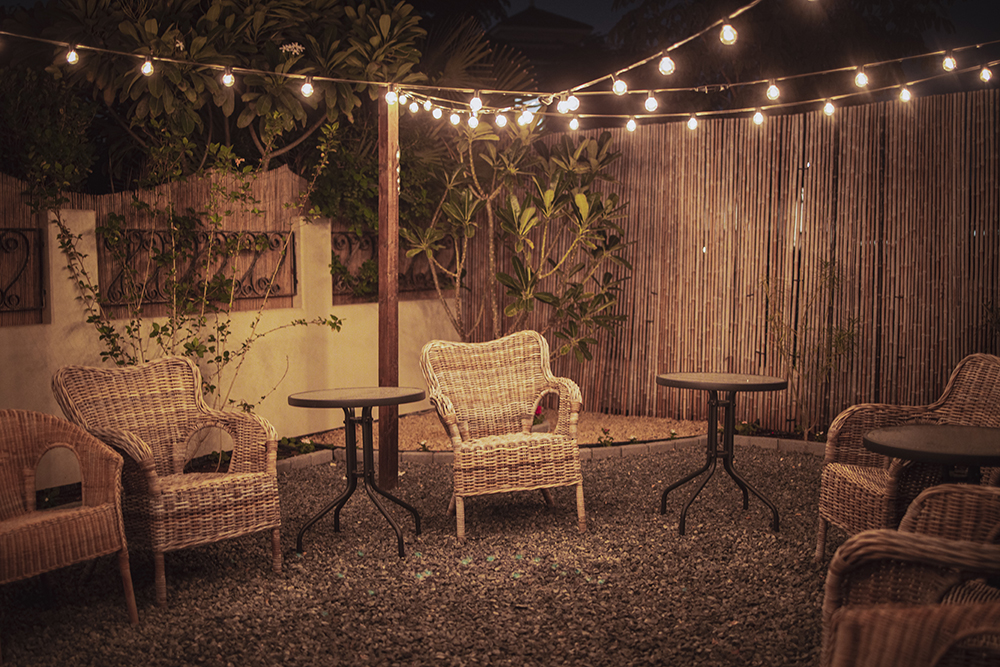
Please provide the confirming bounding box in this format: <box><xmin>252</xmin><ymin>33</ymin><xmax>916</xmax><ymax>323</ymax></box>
<box><xmin>420</xmin><ymin>330</ymin><xmax>586</xmax><ymax>539</ymax></box>
<box><xmin>822</xmin><ymin>484</ymin><xmax>1000</xmax><ymax>667</ymax></box>
<box><xmin>815</xmin><ymin>353</ymin><xmax>1000</xmax><ymax>561</ymax></box>
<box><xmin>1</xmin><ymin>409</ymin><xmax>139</xmax><ymax>660</ymax></box>
<box><xmin>52</xmin><ymin>357</ymin><xmax>282</xmax><ymax>606</ymax></box>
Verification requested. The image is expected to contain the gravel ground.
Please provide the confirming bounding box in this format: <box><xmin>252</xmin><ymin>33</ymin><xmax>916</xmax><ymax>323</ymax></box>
<box><xmin>1</xmin><ymin>443</ymin><xmax>836</xmax><ymax>667</ymax></box>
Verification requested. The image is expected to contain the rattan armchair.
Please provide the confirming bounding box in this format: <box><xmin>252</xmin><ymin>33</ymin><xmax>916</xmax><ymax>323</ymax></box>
<box><xmin>1</xmin><ymin>409</ymin><xmax>139</xmax><ymax>660</ymax></box>
<box><xmin>52</xmin><ymin>356</ymin><xmax>282</xmax><ymax>606</ymax></box>
<box><xmin>815</xmin><ymin>353</ymin><xmax>1000</xmax><ymax>561</ymax></box>
<box><xmin>821</xmin><ymin>484</ymin><xmax>1000</xmax><ymax>667</ymax></box>
<box><xmin>420</xmin><ymin>330</ymin><xmax>586</xmax><ymax>539</ymax></box>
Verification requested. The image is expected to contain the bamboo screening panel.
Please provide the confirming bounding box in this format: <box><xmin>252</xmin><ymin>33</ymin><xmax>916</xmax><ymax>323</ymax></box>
<box><xmin>462</xmin><ymin>89</ymin><xmax>1000</xmax><ymax>431</ymax></box>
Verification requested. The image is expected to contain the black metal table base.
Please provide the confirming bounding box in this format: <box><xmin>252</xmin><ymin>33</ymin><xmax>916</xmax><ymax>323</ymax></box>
<box><xmin>296</xmin><ymin>406</ymin><xmax>421</xmax><ymax>557</ymax></box>
<box><xmin>660</xmin><ymin>390</ymin><xmax>780</xmax><ymax>535</ymax></box>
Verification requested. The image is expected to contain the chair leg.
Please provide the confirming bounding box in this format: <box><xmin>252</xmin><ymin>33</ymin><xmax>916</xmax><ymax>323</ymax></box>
<box><xmin>815</xmin><ymin>516</ymin><xmax>828</xmax><ymax>562</ymax></box>
<box><xmin>119</xmin><ymin>548</ymin><xmax>140</xmax><ymax>625</ymax></box>
<box><xmin>456</xmin><ymin>496</ymin><xmax>466</xmax><ymax>540</ymax></box>
<box><xmin>448</xmin><ymin>493</ymin><xmax>457</xmax><ymax>516</ymax></box>
<box><xmin>541</xmin><ymin>488</ymin><xmax>555</xmax><ymax>507</ymax></box>
<box><xmin>271</xmin><ymin>528</ymin><xmax>282</xmax><ymax>574</ymax></box>
<box><xmin>576</xmin><ymin>483</ymin><xmax>587</xmax><ymax>533</ymax></box>
<box><xmin>154</xmin><ymin>551</ymin><xmax>167</xmax><ymax>607</ymax></box>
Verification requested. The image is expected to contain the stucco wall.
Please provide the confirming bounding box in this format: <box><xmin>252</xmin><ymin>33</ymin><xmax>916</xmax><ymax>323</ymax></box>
<box><xmin>0</xmin><ymin>209</ymin><xmax>461</xmax><ymax>487</ymax></box>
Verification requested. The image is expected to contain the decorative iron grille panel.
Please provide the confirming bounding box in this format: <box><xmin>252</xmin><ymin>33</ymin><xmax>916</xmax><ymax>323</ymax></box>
<box><xmin>331</xmin><ymin>228</ymin><xmax>455</xmax><ymax>302</ymax></box>
<box><xmin>0</xmin><ymin>229</ymin><xmax>44</xmax><ymax>313</ymax></box>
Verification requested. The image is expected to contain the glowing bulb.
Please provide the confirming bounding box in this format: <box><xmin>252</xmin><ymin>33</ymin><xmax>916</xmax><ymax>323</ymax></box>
<box><xmin>720</xmin><ymin>24</ymin><xmax>738</xmax><ymax>45</ymax></box>
<box><xmin>644</xmin><ymin>93</ymin><xmax>658</xmax><ymax>112</ymax></box>
<box><xmin>432</xmin><ymin>107</ymin><xmax>443</xmax><ymax>119</ymax></box>
<box><xmin>943</xmin><ymin>53</ymin><xmax>957</xmax><ymax>71</ymax></box>
<box><xmin>659</xmin><ymin>55</ymin><xmax>675</xmax><ymax>75</ymax></box>
<box><xmin>823</xmin><ymin>100</ymin><xmax>835</xmax><ymax>116</ymax></box>
<box><xmin>981</xmin><ymin>66</ymin><xmax>993</xmax><ymax>83</ymax></box>
<box><xmin>141</xmin><ymin>58</ymin><xmax>153</xmax><ymax>76</ymax></box>
<box><xmin>557</xmin><ymin>99</ymin><xmax>570</xmax><ymax>114</ymax></box>
<box><xmin>449</xmin><ymin>112</ymin><xmax>460</xmax><ymax>125</ymax></box>
<box><xmin>687</xmin><ymin>116</ymin><xmax>698</xmax><ymax>130</ymax></box>
<box><xmin>424</xmin><ymin>100</ymin><xmax>432</xmax><ymax>111</ymax></box>
<box><xmin>567</xmin><ymin>95</ymin><xmax>580</xmax><ymax>111</ymax></box>
<box><xmin>470</xmin><ymin>93</ymin><xmax>482</xmax><ymax>112</ymax></box>
<box><xmin>495</xmin><ymin>114</ymin><xmax>507</xmax><ymax>128</ymax></box>
<box><xmin>222</xmin><ymin>68</ymin><xmax>235</xmax><ymax>87</ymax></box>
<box><xmin>899</xmin><ymin>87</ymin><xmax>912</xmax><ymax>102</ymax></box>
<box><xmin>301</xmin><ymin>77</ymin><xmax>314</xmax><ymax>97</ymax></box>
<box><xmin>766</xmin><ymin>81</ymin><xmax>780</xmax><ymax>101</ymax></box>
<box><xmin>752</xmin><ymin>109</ymin><xmax>764</xmax><ymax>125</ymax></box>
<box><xmin>612</xmin><ymin>78</ymin><xmax>627</xmax><ymax>96</ymax></box>
<box><xmin>66</xmin><ymin>48</ymin><xmax>79</xmax><ymax>65</ymax></box>
<box><xmin>385</xmin><ymin>88</ymin><xmax>397</xmax><ymax>104</ymax></box>
<box><xmin>569</xmin><ymin>117</ymin><xmax>579</xmax><ymax>131</ymax></box>
<box><xmin>626</xmin><ymin>117</ymin><xmax>637</xmax><ymax>132</ymax></box>
<box><xmin>398</xmin><ymin>93</ymin><xmax>408</xmax><ymax>105</ymax></box>
<box><xmin>854</xmin><ymin>68</ymin><xmax>868</xmax><ymax>88</ymax></box>
<box><xmin>518</xmin><ymin>109</ymin><xmax>534</xmax><ymax>126</ymax></box>
<box><xmin>468</xmin><ymin>115</ymin><xmax>479</xmax><ymax>128</ymax></box>
<box><xmin>409</xmin><ymin>101</ymin><xmax>419</xmax><ymax>113</ymax></box>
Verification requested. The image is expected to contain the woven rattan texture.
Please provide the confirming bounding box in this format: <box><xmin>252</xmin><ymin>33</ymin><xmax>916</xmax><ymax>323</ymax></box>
<box><xmin>421</xmin><ymin>331</ymin><xmax>586</xmax><ymax>539</ymax></box>
<box><xmin>51</xmin><ymin>357</ymin><xmax>282</xmax><ymax>606</ymax></box>
<box><xmin>0</xmin><ymin>409</ymin><xmax>138</xmax><ymax>659</ymax></box>
<box><xmin>816</xmin><ymin>353</ymin><xmax>1000</xmax><ymax>560</ymax></box>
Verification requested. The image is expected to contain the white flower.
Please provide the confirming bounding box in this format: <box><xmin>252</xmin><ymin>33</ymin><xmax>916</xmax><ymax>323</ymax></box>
<box><xmin>174</xmin><ymin>38</ymin><xmax>185</xmax><ymax>52</ymax></box>
<box><xmin>280</xmin><ymin>42</ymin><xmax>305</xmax><ymax>57</ymax></box>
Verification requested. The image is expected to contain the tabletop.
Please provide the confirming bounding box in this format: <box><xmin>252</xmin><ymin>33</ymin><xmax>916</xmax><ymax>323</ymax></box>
<box><xmin>656</xmin><ymin>372</ymin><xmax>788</xmax><ymax>393</ymax></box>
<box><xmin>863</xmin><ymin>424</ymin><xmax>1000</xmax><ymax>466</ymax></box>
<box><xmin>288</xmin><ymin>386</ymin><xmax>426</xmax><ymax>409</ymax></box>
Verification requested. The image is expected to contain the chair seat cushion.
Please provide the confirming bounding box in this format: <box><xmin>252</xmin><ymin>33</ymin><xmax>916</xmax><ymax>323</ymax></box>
<box><xmin>819</xmin><ymin>463</ymin><xmax>895</xmax><ymax>536</ymax></box>
<box><xmin>453</xmin><ymin>433</ymin><xmax>582</xmax><ymax>497</ymax></box>
<box><xmin>0</xmin><ymin>504</ymin><xmax>123</xmax><ymax>583</ymax></box>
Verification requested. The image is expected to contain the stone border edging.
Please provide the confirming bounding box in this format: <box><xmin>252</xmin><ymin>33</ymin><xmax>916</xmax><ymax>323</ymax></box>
<box><xmin>274</xmin><ymin>435</ymin><xmax>824</xmax><ymax>474</ymax></box>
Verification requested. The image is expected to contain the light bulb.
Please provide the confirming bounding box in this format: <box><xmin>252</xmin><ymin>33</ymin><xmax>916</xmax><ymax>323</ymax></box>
<box><xmin>720</xmin><ymin>24</ymin><xmax>738</xmax><ymax>45</ymax></box>
<box><xmin>470</xmin><ymin>93</ymin><xmax>482</xmax><ymax>112</ymax></box>
<box><xmin>626</xmin><ymin>117</ymin><xmax>637</xmax><ymax>132</ymax></box>
<box><xmin>687</xmin><ymin>115</ymin><xmax>698</xmax><ymax>130</ymax></box>
<box><xmin>66</xmin><ymin>48</ymin><xmax>79</xmax><ymax>65</ymax></box>
<box><xmin>398</xmin><ymin>93</ymin><xmax>408</xmax><ymax>105</ymax></box>
<box><xmin>569</xmin><ymin>117</ymin><xmax>579</xmax><ymax>131</ymax></box>
<box><xmin>424</xmin><ymin>100</ymin><xmax>432</xmax><ymax>111</ymax></box>
<box><xmin>943</xmin><ymin>53</ymin><xmax>957</xmax><ymax>71</ymax></box>
<box><xmin>567</xmin><ymin>95</ymin><xmax>580</xmax><ymax>111</ymax></box>
<box><xmin>644</xmin><ymin>93</ymin><xmax>658</xmax><ymax>112</ymax></box>
<box><xmin>612</xmin><ymin>78</ymin><xmax>627</xmax><ymax>96</ymax></box>
<box><xmin>659</xmin><ymin>55</ymin><xmax>675</xmax><ymax>75</ymax></box>
<box><xmin>899</xmin><ymin>87</ymin><xmax>912</xmax><ymax>102</ymax></box>
<box><xmin>449</xmin><ymin>112</ymin><xmax>460</xmax><ymax>125</ymax></box>
<box><xmin>141</xmin><ymin>58</ymin><xmax>154</xmax><ymax>76</ymax></box>
<box><xmin>823</xmin><ymin>100</ymin><xmax>835</xmax><ymax>116</ymax></box>
<box><xmin>557</xmin><ymin>99</ymin><xmax>570</xmax><ymax>114</ymax></box>
<box><xmin>301</xmin><ymin>77</ymin><xmax>314</xmax><ymax>97</ymax></box>
<box><xmin>752</xmin><ymin>109</ymin><xmax>764</xmax><ymax>125</ymax></box>
<box><xmin>432</xmin><ymin>107</ymin><xmax>443</xmax><ymax>120</ymax></box>
<box><xmin>854</xmin><ymin>68</ymin><xmax>868</xmax><ymax>88</ymax></box>
<box><xmin>385</xmin><ymin>88</ymin><xmax>397</xmax><ymax>105</ymax></box>
<box><xmin>222</xmin><ymin>68</ymin><xmax>235</xmax><ymax>87</ymax></box>
<box><xmin>495</xmin><ymin>113</ymin><xmax>507</xmax><ymax>128</ymax></box>
<box><xmin>518</xmin><ymin>109</ymin><xmax>534</xmax><ymax>125</ymax></box>
<box><xmin>409</xmin><ymin>101</ymin><xmax>419</xmax><ymax>113</ymax></box>
<box><xmin>766</xmin><ymin>81</ymin><xmax>780</xmax><ymax>100</ymax></box>
<box><xmin>468</xmin><ymin>115</ymin><xmax>479</xmax><ymax>128</ymax></box>
<box><xmin>981</xmin><ymin>66</ymin><xmax>993</xmax><ymax>83</ymax></box>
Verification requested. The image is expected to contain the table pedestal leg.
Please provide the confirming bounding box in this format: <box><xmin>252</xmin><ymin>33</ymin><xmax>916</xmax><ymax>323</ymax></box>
<box><xmin>660</xmin><ymin>390</ymin><xmax>779</xmax><ymax>534</ymax></box>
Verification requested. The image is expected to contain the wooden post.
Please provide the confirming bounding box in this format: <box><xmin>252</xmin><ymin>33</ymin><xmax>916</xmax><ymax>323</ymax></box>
<box><xmin>378</xmin><ymin>94</ymin><xmax>400</xmax><ymax>489</ymax></box>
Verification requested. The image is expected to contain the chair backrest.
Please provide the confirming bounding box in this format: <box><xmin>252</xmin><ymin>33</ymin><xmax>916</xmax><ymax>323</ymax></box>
<box><xmin>52</xmin><ymin>356</ymin><xmax>209</xmax><ymax>476</ymax></box>
<box><xmin>931</xmin><ymin>353</ymin><xmax>1000</xmax><ymax>427</ymax></box>
<box><xmin>421</xmin><ymin>330</ymin><xmax>558</xmax><ymax>440</ymax></box>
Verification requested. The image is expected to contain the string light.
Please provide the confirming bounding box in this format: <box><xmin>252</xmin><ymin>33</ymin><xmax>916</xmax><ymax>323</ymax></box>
<box><xmin>423</xmin><ymin>100</ymin><xmax>432</xmax><ymax>111</ymax></box>
<box><xmin>66</xmin><ymin>47</ymin><xmax>79</xmax><ymax>65</ymax></box>
<box><xmin>300</xmin><ymin>76</ymin><xmax>314</xmax><ymax>97</ymax></box>
<box><xmin>644</xmin><ymin>92</ymin><xmax>658</xmax><ymax>112</ymax></box>
<box><xmin>854</xmin><ymin>67</ymin><xmax>868</xmax><ymax>87</ymax></box>
<box><xmin>222</xmin><ymin>67</ymin><xmax>235</xmax><ymax>87</ymax></box>
<box><xmin>659</xmin><ymin>54</ymin><xmax>675</xmax><ymax>75</ymax></box>
<box><xmin>766</xmin><ymin>80</ymin><xmax>780</xmax><ymax>100</ymax></box>
<box><xmin>626</xmin><ymin>117</ymin><xmax>637</xmax><ymax>132</ymax></box>
<box><xmin>899</xmin><ymin>86</ymin><xmax>912</xmax><ymax>102</ymax></box>
<box><xmin>981</xmin><ymin>66</ymin><xmax>993</xmax><ymax>82</ymax></box>
<box><xmin>385</xmin><ymin>86</ymin><xmax>397</xmax><ymax>104</ymax></box>
<box><xmin>398</xmin><ymin>93</ymin><xmax>408</xmax><ymax>105</ymax></box>
<box><xmin>141</xmin><ymin>57</ymin><xmax>153</xmax><ymax>76</ymax></box>
<box><xmin>569</xmin><ymin>117</ymin><xmax>580</xmax><ymax>130</ymax></box>
<box><xmin>470</xmin><ymin>92</ymin><xmax>482</xmax><ymax>112</ymax></box>
<box><xmin>567</xmin><ymin>94</ymin><xmax>580</xmax><ymax>111</ymax></box>
<box><xmin>432</xmin><ymin>107</ymin><xmax>442</xmax><ymax>120</ymax></box>
<box><xmin>518</xmin><ymin>109</ymin><xmax>534</xmax><ymax>125</ymax></box>
<box><xmin>943</xmin><ymin>52</ymin><xmax>957</xmax><ymax>71</ymax></box>
<box><xmin>720</xmin><ymin>24</ymin><xmax>738</xmax><ymax>45</ymax></box>
<box><xmin>557</xmin><ymin>97</ymin><xmax>570</xmax><ymax>114</ymax></box>
<box><xmin>823</xmin><ymin>100</ymin><xmax>835</xmax><ymax>116</ymax></box>
<box><xmin>468</xmin><ymin>115</ymin><xmax>479</xmax><ymax>128</ymax></box>
<box><xmin>495</xmin><ymin>113</ymin><xmax>507</xmax><ymax>128</ymax></box>
<box><xmin>612</xmin><ymin>77</ymin><xmax>628</xmax><ymax>95</ymax></box>
<box><xmin>752</xmin><ymin>109</ymin><xmax>764</xmax><ymax>125</ymax></box>
<box><xmin>687</xmin><ymin>115</ymin><xmax>698</xmax><ymax>130</ymax></box>
<box><xmin>449</xmin><ymin>112</ymin><xmax>460</xmax><ymax>125</ymax></box>
<box><xmin>409</xmin><ymin>101</ymin><xmax>419</xmax><ymax>113</ymax></box>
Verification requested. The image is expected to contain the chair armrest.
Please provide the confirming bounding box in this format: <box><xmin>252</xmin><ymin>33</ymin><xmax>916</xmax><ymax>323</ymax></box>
<box><xmin>547</xmin><ymin>377</ymin><xmax>582</xmax><ymax>439</ymax></box>
<box><xmin>427</xmin><ymin>393</ymin><xmax>466</xmax><ymax>448</ymax></box>
<box><xmin>825</xmin><ymin>403</ymin><xmax>934</xmax><ymax>466</ymax></box>
<box><xmin>193</xmin><ymin>409</ymin><xmax>277</xmax><ymax>474</ymax></box>
<box><xmin>824</xmin><ymin>530</ymin><xmax>1000</xmax><ymax>621</ymax></box>
<box><xmin>70</xmin><ymin>435</ymin><xmax>124</xmax><ymax>509</ymax></box>
<box><xmin>85</xmin><ymin>426</ymin><xmax>155</xmax><ymax>467</ymax></box>
<box><xmin>900</xmin><ymin>484</ymin><xmax>1000</xmax><ymax>543</ymax></box>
